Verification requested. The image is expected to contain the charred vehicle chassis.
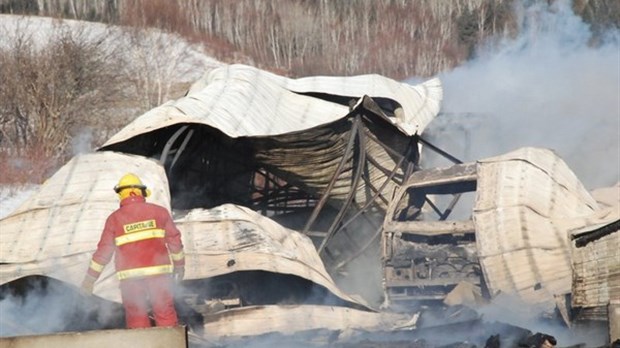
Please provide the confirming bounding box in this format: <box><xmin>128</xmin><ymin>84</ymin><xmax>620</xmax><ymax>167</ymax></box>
<box><xmin>382</xmin><ymin>140</ymin><xmax>484</xmax><ymax>307</ymax></box>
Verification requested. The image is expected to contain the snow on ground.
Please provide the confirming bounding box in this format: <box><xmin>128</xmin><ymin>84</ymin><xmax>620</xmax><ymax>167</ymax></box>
<box><xmin>0</xmin><ymin>14</ymin><xmax>225</xmax><ymax>85</ymax></box>
<box><xmin>0</xmin><ymin>14</ymin><xmax>226</xmax><ymax>220</ymax></box>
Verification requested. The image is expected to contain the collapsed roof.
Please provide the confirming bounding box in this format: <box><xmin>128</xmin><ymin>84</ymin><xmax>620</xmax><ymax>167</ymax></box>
<box><xmin>103</xmin><ymin>63</ymin><xmax>442</xmax><ymax>142</ymax></box>
<box><xmin>0</xmin><ymin>152</ymin><xmax>366</xmax><ymax>307</ymax></box>
<box><xmin>1</xmin><ymin>63</ymin><xmax>617</xmax><ymax>343</ymax></box>
<box><xmin>1</xmin><ymin>64</ymin><xmax>442</xmax><ymax>337</ymax></box>
<box><xmin>98</xmin><ymin>64</ymin><xmax>443</xmax><ymax>276</ymax></box>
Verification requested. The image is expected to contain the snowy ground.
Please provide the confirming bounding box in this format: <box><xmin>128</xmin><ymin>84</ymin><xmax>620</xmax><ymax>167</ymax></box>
<box><xmin>0</xmin><ymin>14</ymin><xmax>224</xmax><ymax>85</ymax></box>
<box><xmin>0</xmin><ymin>14</ymin><xmax>224</xmax><ymax>220</ymax></box>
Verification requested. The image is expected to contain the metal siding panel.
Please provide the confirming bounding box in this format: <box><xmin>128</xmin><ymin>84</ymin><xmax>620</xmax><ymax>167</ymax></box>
<box><xmin>474</xmin><ymin>148</ymin><xmax>598</xmax><ymax>308</ymax></box>
<box><xmin>572</xmin><ymin>229</ymin><xmax>620</xmax><ymax>309</ymax></box>
<box><xmin>204</xmin><ymin>304</ymin><xmax>406</xmax><ymax>339</ymax></box>
<box><xmin>174</xmin><ymin>205</ymin><xmax>370</xmax><ymax>309</ymax></box>
<box><xmin>0</xmin><ymin>152</ymin><xmax>169</xmax><ymax>264</ymax></box>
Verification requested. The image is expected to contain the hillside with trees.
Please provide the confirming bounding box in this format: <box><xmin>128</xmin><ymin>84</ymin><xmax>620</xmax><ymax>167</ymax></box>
<box><xmin>0</xmin><ymin>0</ymin><xmax>618</xmax><ymax>183</ymax></box>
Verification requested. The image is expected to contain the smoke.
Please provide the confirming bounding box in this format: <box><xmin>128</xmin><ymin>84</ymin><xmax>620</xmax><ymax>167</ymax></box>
<box><xmin>397</xmin><ymin>2</ymin><xmax>617</xmax><ymax>346</ymax></box>
<box><xmin>71</xmin><ymin>127</ymin><xmax>94</xmax><ymax>155</ymax></box>
<box><xmin>478</xmin><ymin>293</ymin><xmax>608</xmax><ymax>346</ymax></box>
<box><xmin>423</xmin><ymin>0</ymin><xmax>620</xmax><ymax>190</ymax></box>
<box><xmin>0</xmin><ymin>276</ymin><xmax>124</xmax><ymax>337</ymax></box>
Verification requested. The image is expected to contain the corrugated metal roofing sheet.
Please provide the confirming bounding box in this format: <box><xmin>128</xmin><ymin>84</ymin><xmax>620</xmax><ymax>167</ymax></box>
<box><xmin>102</xmin><ymin>64</ymin><xmax>442</xmax><ymax>147</ymax></box>
<box><xmin>204</xmin><ymin>304</ymin><xmax>406</xmax><ymax>339</ymax></box>
<box><xmin>473</xmin><ymin>147</ymin><xmax>599</xmax><ymax>311</ymax></box>
<box><xmin>173</xmin><ymin>204</ymin><xmax>371</xmax><ymax>309</ymax></box>
<box><xmin>0</xmin><ymin>152</ymin><xmax>170</xmax><ymax>264</ymax></box>
<box><xmin>571</xmin><ymin>229</ymin><xmax>620</xmax><ymax>312</ymax></box>
<box><xmin>0</xmin><ymin>152</ymin><xmax>371</xmax><ymax>308</ymax></box>
<box><xmin>565</xmin><ymin>206</ymin><xmax>620</xmax><ymax>312</ymax></box>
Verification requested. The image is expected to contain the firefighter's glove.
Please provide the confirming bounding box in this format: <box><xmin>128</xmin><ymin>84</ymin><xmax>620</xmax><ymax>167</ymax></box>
<box><xmin>173</xmin><ymin>267</ymin><xmax>185</xmax><ymax>283</ymax></box>
<box><xmin>81</xmin><ymin>274</ymin><xmax>97</xmax><ymax>294</ymax></box>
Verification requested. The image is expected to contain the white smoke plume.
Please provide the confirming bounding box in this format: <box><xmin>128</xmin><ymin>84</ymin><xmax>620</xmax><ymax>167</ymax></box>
<box><xmin>425</xmin><ymin>0</ymin><xmax>619</xmax><ymax>190</ymax></box>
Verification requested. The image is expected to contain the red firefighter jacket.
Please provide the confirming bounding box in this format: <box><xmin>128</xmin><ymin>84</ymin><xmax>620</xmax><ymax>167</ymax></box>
<box><xmin>87</xmin><ymin>195</ymin><xmax>185</xmax><ymax>280</ymax></box>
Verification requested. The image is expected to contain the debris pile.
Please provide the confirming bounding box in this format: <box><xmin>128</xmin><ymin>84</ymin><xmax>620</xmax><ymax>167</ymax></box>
<box><xmin>0</xmin><ymin>65</ymin><xmax>617</xmax><ymax>347</ymax></box>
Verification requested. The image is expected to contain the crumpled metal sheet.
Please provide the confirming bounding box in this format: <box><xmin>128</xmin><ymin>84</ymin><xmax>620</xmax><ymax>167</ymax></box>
<box><xmin>0</xmin><ymin>152</ymin><xmax>170</xmax><ymax>265</ymax></box>
<box><xmin>173</xmin><ymin>204</ymin><xmax>373</xmax><ymax>309</ymax></box>
<box><xmin>473</xmin><ymin>147</ymin><xmax>599</xmax><ymax>311</ymax></box>
<box><xmin>0</xmin><ymin>152</ymin><xmax>373</xmax><ymax>309</ymax></box>
<box><xmin>203</xmin><ymin>304</ymin><xmax>408</xmax><ymax>340</ymax></box>
<box><xmin>102</xmin><ymin>64</ymin><xmax>442</xmax><ymax>148</ymax></box>
<box><xmin>0</xmin><ymin>152</ymin><xmax>170</xmax><ymax>300</ymax></box>
<box><xmin>564</xmin><ymin>206</ymin><xmax>620</xmax><ymax>312</ymax></box>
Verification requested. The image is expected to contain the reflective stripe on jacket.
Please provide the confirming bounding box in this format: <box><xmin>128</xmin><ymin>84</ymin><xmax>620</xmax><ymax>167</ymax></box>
<box><xmin>87</xmin><ymin>195</ymin><xmax>184</xmax><ymax>280</ymax></box>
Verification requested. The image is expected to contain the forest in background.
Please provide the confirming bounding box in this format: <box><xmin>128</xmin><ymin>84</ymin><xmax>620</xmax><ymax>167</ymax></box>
<box><xmin>0</xmin><ymin>0</ymin><xmax>618</xmax><ymax>184</ymax></box>
<box><xmin>3</xmin><ymin>0</ymin><xmax>618</xmax><ymax>78</ymax></box>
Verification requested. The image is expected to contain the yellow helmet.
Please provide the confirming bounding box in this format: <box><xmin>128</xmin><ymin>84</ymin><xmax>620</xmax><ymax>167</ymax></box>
<box><xmin>114</xmin><ymin>173</ymin><xmax>150</xmax><ymax>199</ymax></box>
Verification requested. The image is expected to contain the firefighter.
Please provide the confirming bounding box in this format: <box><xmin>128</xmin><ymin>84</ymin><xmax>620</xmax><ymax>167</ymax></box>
<box><xmin>81</xmin><ymin>173</ymin><xmax>185</xmax><ymax>328</ymax></box>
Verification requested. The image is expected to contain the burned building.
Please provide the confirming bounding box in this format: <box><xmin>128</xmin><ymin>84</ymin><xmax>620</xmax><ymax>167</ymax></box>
<box><xmin>0</xmin><ymin>64</ymin><xmax>442</xmax><ymax>341</ymax></box>
<box><xmin>1</xmin><ymin>64</ymin><xmax>617</xmax><ymax>345</ymax></box>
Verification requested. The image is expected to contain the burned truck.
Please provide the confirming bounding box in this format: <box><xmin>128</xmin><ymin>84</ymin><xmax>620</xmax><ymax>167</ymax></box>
<box><xmin>382</xmin><ymin>160</ymin><xmax>480</xmax><ymax>305</ymax></box>
<box><xmin>381</xmin><ymin>146</ymin><xmax>604</xmax><ymax>319</ymax></box>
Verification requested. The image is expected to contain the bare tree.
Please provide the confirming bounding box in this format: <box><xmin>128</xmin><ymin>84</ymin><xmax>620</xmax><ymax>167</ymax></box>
<box><xmin>0</xmin><ymin>18</ymin><xmax>127</xmax><ymax>179</ymax></box>
<box><xmin>118</xmin><ymin>26</ymin><xmax>211</xmax><ymax>109</ymax></box>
